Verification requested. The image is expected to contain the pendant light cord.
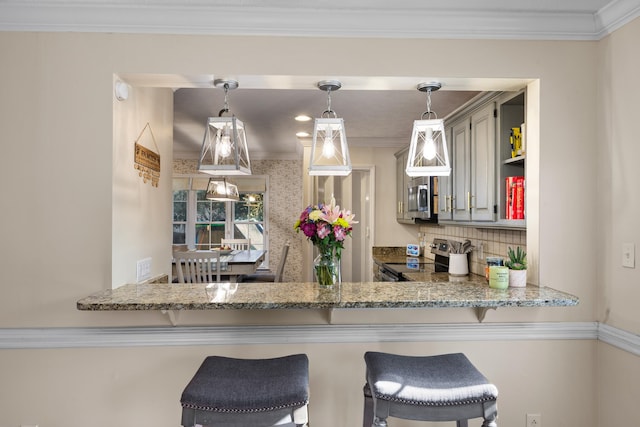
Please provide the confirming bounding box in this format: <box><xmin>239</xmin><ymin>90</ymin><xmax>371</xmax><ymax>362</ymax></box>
<box><xmin>218</xmin><ymin>83</ymin><xmax>231</xmax><ymax>117</ymax></box>
<box><xmin>421</xmin><ymin>87</ymin><xmax>438</xmax><ymax>120</ymax></box>
<box><xmin>322</xmin><ymin>88</ymin><xmax>338</xmax><ymax>118</ymax></box>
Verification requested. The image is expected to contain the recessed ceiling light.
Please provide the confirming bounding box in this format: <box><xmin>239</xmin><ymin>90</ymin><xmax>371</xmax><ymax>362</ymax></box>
<box><xmin>296</xmin><ymin>131</ymin><xmax>310</xmax><ymax>138</ymax></box>
<box><xmin>295</xmin><ymin>115</ymin><xmax>312</xmax><ymax>122</ymax></box>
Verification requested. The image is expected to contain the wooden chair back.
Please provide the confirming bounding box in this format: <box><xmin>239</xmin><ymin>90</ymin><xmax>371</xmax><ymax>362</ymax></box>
<box><xmin>221</xmin><ymin>238</ymin><xmax>251</xmax><ymax>250</ymax></box>
<box><xmin>174</xmin><ymin>251</ymin><xmax>222</xmax><ymax>283</ymax></box>
<box><xmin>273</xmin><ymin>243</ymin><xmax>290</xmax><ymax>282</ymax></box>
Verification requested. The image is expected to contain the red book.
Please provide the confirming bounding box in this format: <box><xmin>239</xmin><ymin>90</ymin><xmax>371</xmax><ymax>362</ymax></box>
<box><xmin>505</xmin><ymin>176</ymin><xmax>517</xmax><ymax>219</ymax></box>
<box><xmin>514</xmin><ymin>177</ymin><xmax>525</xmax><ymax>220</ymax></box>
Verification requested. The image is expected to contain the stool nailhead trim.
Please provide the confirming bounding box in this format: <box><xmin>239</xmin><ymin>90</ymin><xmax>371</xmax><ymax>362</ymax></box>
<box><xmin>181</xmin><ymin>399</ymin><xmax>309</xmax><ymax>414</ymax></box>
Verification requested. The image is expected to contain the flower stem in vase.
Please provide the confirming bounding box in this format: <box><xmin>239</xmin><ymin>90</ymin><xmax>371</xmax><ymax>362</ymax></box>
<box><xmin>314</xmin><ymin>252</ymin><xmax>340</xmax><ymax>287</ymax></box>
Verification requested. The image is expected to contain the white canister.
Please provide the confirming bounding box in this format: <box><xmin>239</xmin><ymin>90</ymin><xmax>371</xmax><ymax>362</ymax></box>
<box><xmin>448</xmin><ymin>253</ymin><xmax>469</xmax><ymax>276</ymax></box>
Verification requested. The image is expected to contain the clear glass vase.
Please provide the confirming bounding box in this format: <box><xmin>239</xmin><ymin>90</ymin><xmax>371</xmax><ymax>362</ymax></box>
<box><xmin>314</xmin><ymin>251</ymin><xmax>340</xmax><ymax>287</ymax></box>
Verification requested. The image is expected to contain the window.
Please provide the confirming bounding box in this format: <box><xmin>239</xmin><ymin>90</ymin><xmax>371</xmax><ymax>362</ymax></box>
<box><xmin>195</xmin><ymin>190</ymin><xmax>227</xmax><ymax>250</ymax></box>
<box><xmin>172</xmin><ymin>176</ymin><xmax>268</xmax><ymax>263</ymax></box>
<box><xmin>233</xmin><ymin>193</ymin><xmax>265</xmax><ymax>253</ymax></box>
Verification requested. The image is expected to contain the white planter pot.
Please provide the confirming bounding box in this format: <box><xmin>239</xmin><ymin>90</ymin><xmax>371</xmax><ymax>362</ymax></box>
<box><xmin>449</xmin><ymin>254</ymin><xmax>469</xmax><ymax>276</ymax></box>
<box><xmin>509</xmin><ymin>269</ymin><xmax>527</xmax><ymax>287</ymax></box>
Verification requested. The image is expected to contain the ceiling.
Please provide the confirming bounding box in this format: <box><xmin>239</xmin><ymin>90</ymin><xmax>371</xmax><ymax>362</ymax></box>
<box><xmin>4</xmin><ymin>0</ymin><xmax>640</xmax><ymax>160</ymax></box>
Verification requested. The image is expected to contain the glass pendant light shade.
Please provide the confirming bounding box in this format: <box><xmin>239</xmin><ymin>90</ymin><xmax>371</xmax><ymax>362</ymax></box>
<box><xmin>205</xmin><ymin>177</ymin><xmax>239</xmax><ymax>202</ymax></box>
<box><xmin>406</xmin><ymin>118</ymin><xmax>451</xmax><ymax>177</ymax></box>
<box><xmin>309</xmin><ymin>117</ymin><xmax>351</xmax><ymax>176</ymax></box>
<box><xmin>406</xmin><ymin>82</ymin><xmax>451</xmax><ymax>177</ymax></box>
<box><xmin>198</xmin><ymin>115</ymin><xmax>251</xmax><ymax>175</ymax></box>
<box><xmin>308</xmin><ymin>80</ymin><xmax>352</xmax><ymax>176</ymax></box>
<box><xmin>198</xmin><ymin>79</ymin><xmax>251</xmax><ymax>176</ymax></box>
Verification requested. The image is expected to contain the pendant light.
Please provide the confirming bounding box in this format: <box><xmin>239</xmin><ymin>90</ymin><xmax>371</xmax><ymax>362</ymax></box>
<box><xmin>308</xmin><ymin>80</ymin><xmax>352</xmax><ymax>176</ymax></box>
<box><xmin>406</xmin><ymin>82</ymin><xmax>451</xmax><ymax>177</ymax></box>
<box><xmin>198</xmin><ymin>79</ymin><xmax>251</xmax><ymax>176</ymax></box>
<box><xmin>205</xmin><ymin>177</ymin><xmax>239</xmax><ymax>202</ymax></box>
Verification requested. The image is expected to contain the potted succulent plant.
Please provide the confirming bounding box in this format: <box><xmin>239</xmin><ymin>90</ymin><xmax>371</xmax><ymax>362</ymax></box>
<box><xmin>505</xmin><ymin>246</ymin><xmax>527</xmax><ymax>287</ymax></box>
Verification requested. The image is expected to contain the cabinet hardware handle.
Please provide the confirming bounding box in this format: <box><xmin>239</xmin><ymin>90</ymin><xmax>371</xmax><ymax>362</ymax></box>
<box><xmin>467</xmin><ymin>192</ymin><xmax>475</xmax><ymax>211</ymax></box>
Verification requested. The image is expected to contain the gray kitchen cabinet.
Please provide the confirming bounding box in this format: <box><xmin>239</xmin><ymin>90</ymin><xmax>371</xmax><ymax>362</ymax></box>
<box><xmin>437</xmin><ymin>124</ymin><xmax>454</xmax><ymax>220</ymax></box>
<box><xmin>450</xmin><ymin>101</ymin><xmax>496</xmax><ymax>222</ymax></box>
<box><xmin>401</xmin><ymin>89</ymin><xmax>526</xmax><ymax>229</ymax></box>
<box><xmin>395</xmin><ymin>148</ymin><xmax>411</xmax><ymax>222</ymax></box>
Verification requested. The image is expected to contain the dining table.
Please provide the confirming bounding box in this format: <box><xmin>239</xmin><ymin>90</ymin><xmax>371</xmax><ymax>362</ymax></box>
<box><xmin>173</xmin><ymin>249</ymin><xmax>266</xmax><ymax>283</ymax></box>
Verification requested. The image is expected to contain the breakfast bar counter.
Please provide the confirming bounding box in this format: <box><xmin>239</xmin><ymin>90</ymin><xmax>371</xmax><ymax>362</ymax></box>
<box><xmin>77</xmin><ymin>278</ymin><xmax>578</xmax><ymax>322</ymax></box>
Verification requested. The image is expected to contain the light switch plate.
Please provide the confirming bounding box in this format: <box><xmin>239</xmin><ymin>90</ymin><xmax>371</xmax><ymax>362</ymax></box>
<box><xmin>622</xmin><ymin>243</ymin><xmax>635</xmax><ymax>268</ymax></box>
<box><xmin>137</xmin><ymin>257</ymin><xmax>152</xmax><ymax>282</ymax></box>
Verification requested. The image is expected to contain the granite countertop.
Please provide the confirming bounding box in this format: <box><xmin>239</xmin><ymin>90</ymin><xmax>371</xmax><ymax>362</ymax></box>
<box><xmin>77</xmin><ymin>280</ymin><xmax>578</xmax><ymax>312</ymax></box>
<box><xmin>78</xmin><ymin>250</ymin><xmax>579</xmax><ymax>321</ymax></box>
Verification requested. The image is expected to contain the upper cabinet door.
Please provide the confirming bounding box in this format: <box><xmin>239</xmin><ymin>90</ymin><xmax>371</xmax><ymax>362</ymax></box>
<box><xmin>395</xmin><ymin>149</ymin><xmax>411</xmax><ymax>222</ymax></box>
<box><xmin>470</xmin><ymin>102</ymin><xmax>496</xmax><ymax>221</ymax></box>
<box><xmin>438</xmin><ymin>125</ymin><xmax>454</xmax><ymax>220</ymax></box>
<box><xmin>452</xmin><ymin>118</ymin><xmax>472</xmax><ymax>221</ymax></box>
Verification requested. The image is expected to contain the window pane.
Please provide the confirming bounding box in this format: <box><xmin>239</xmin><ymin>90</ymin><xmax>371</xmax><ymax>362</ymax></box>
<box><xmin>173</xmin><ymin>190</ymin><xmax>188</xmax><ymax>221</ymax></box>
<box><xmin>196</xmin><ymin>190</ymin><xmax>225</xmax><ymax>222</ymax></box>
<box><xmin>173</xmin><ymin>201</ymin><xmax>187</xmax><ymax>222</ymax></box>
<box><xmin>195</xmin><ymin>223</ymin><xmax>225</xmax><ymax>249</ymax></box>
<box><xmin>233</xmin><ymin>223</ymin><xmax>264</xmax><ymax>250</ymax></box>
<box><xmin>173</xmin><ymin>224</ymin><xmax>186</xmax><ymax>244</ymax></box>
<box><xmin>173</xmin><ymin>189</ymin><xmax>188</xmax><ymax>202</ymax></box>
<box><xmin>211</xmin><ymin>202</ymin><xmax>226</xmax><ymax>221</ymax></box>
<box><xmin>235</xmin><ymin>193</ymin><xmax>264</xmax><ymax>221</ymax></box>
<box><xmin>196</xmin><ymin>201</ymin><xmax>212</xmax><ymax>222</ymax></box>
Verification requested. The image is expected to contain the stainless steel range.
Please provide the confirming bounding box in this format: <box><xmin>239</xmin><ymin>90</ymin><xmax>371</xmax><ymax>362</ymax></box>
<box><xmin>376</xmin><ymin>238</ymin><xmax>455</xmax><ymax>282</ymax></box>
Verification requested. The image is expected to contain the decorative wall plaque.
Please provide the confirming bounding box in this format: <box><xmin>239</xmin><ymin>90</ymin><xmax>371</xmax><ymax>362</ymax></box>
<box><xmin>133</xmin><ymin>122</ymin><xmax>160</xmax><ymax>187</ymax></box>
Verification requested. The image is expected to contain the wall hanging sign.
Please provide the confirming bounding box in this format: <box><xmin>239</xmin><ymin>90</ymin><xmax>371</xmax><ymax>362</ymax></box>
<box><xmin>134</xmin><ymin>122</ymin><xmax>160</xmax><ymax>187</ymax></box>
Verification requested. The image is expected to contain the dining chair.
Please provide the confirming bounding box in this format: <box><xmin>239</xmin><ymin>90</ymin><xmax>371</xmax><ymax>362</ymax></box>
<box><xmin>238</xmin><ymin>243</ymin><xmax>289</xmax><ymax>283</ymax></box>
<box><xmin>174</xmin><ymin>251</ymin><xmax>222</xmax><ymax>283</ymax></box>
<box><xmin>221</xmin><ymin>238</ymin><xmax>251</xmax><ymax>250</ymax></box>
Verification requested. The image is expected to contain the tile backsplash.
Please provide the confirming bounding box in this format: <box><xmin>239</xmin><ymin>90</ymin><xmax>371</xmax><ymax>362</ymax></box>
<box><xmin>419</xmin><ymin>224</ymin><xmax>526</xmax><ymax>276</ymax></box>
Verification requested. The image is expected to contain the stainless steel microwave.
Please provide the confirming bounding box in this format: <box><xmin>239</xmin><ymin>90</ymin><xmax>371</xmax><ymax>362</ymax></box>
<box><xmin>407</xmin><ymin>177</ymin><xmax>438</xmax><ymax>222</ymax></box>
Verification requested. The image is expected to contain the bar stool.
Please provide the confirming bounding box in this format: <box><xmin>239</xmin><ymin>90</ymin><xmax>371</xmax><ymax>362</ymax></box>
<box><xmin>181</xmin><ymin>354</ymin><xmax>309</xmax><ymax>427</ymax></box>
<box><xmin>363</xmin><ymin>352</ymin><xmax>498</xmax><ymax>427</ymax></box>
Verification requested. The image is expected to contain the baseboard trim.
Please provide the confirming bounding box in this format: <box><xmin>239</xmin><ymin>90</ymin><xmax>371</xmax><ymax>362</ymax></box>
<box><xmin>1</xmin><ymin>321</ymin><xmax>601</xmax><ymax>349</ymax></box>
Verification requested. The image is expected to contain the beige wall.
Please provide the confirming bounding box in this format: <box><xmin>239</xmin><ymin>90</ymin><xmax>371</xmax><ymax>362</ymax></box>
<box><xmin>595</xmin><ymin>16</ymin><xmax>640</xmax><ymax>427</ymax></box>
<box><xmin>0</xmin><ymin>20</ymin><xmax>637</xmax><ymax>426</ymax></box>
<box><xmin>112</xmin><ymin>83</ymin><xmax>174</xmax><ymax>287</ymax></box>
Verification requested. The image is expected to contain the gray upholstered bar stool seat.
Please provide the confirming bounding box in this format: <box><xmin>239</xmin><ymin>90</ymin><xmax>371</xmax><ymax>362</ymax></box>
<box><xmin>181</xmin><ymin>354</ymin><xmax>309</xmax><ymax>427</ymax></box>
<box><xmin>363</xmin><ymin>352</ymin><xmax>498</xmax><ymax>427</ymax></box>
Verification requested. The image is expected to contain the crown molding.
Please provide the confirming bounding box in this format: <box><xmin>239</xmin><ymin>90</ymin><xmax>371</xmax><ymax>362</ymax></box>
<box><xmin>597</xmin><ymin>0</ymin><xmax>640</xmax><ymax>37</ymax></box>
<box><xmin>1</xmin><ymin>1</ymin><xmax>639</xmax><ymax>40</ymax></box>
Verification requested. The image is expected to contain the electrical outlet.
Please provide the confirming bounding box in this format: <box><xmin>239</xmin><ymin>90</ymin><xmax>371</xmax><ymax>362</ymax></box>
<box><xmin>136</xmin><ymin>257</ymin><xmax>152</xmax><ymax>282</ymax></box>
<box><xmin>526</xmin><ymin>413</ymin><xmax>541</xmax><ymax>427</ymax></box>
<box><xmin>622</xmin><ymin>243</ymin><xmax>635</xmax><ymax>268</ymax></box>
